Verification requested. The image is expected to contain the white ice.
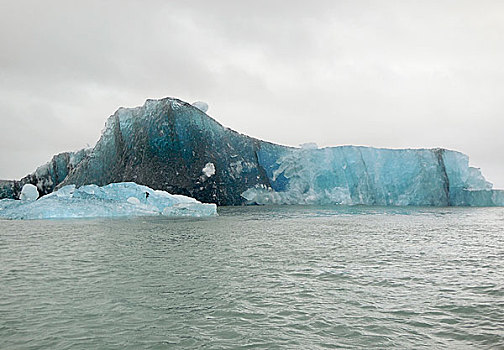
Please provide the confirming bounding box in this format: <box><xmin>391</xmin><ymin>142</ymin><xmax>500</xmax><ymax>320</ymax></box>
<box><xmin>192</xmin><ymin>101</ymin><xmax>209</xmax><ymax>113</ymax></box>
<box><xmin>202</xmin><ymin>162</ymin><xmax>216</xmax><ymax>177</ymax></box>
<box><xmin>20</xmin><ymin>184</ymin><xmax>39</xmax><ymax>201</ymax></box>
<box><xmin>0</xmin><ymin>182</ymin><xmax>217</xmax><ymax>220</ymax></box>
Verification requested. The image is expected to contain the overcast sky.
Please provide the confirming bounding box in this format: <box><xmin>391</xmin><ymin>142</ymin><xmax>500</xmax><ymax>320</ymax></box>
<box><xmin>1</xmin><ymin>0</ymin><xmax>503</xmax><ymax>188</ymax></box>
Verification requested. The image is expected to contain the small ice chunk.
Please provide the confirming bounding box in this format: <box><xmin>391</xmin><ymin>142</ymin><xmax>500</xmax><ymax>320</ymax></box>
<box><xmin>300</xmin><ymin>142</ymin><xmax>318</xmax><ymax>150</ymax></box>
<box><xmin>202</xmin><ymin>162</ymin><xmax>216</xmax><ymax>177</ymax></box>
<box><xmin>20</xmin><ymin>184</ymin><xmax>39</xmax><ymax>201</ymax></box>
<box><xmin>192</xmin><ymin>101</ymin><xmax>209</xmax><ymax>113</ymax></box>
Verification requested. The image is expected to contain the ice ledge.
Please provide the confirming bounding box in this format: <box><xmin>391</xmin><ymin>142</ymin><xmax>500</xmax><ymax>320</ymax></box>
<box><xmin>0</xmin><ymin>182</ymin><xmax>217</xmax><ymax>220</ymax></box>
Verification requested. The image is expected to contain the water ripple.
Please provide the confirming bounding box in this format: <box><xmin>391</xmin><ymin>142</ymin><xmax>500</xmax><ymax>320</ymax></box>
<box><xmin>1</xmin><ymin>206</ymin><xmax>504</xmax><ymax>349</ymax></box>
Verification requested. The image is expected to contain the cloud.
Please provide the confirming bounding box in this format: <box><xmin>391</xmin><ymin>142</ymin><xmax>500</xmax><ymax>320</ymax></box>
<box><xmin>0</xmin><ymin>0</ymin><xmax>503</xmax><ymax>187</ymax></box>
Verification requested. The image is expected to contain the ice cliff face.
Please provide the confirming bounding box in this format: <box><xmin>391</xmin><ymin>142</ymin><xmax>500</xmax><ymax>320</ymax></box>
<box><xmin>243</xmin><ymin>146</ymin><xmax>502</xmax><ymax>206</ymax></box>
<box><xmin>1</xmin><ymin>97</ymin><xmax>502</xmax><ymax>206</ymax></box>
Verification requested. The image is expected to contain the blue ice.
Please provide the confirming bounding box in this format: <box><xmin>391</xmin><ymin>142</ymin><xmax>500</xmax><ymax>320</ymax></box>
<box><xmin>0</xmin><ymin>182</ymin><xmax>217</xmax><ymax>220</ymax></box>
<box><xmin>244</xmin><ymin>146</ymin><xmax>504</xmax><ymax>206</ymax></box>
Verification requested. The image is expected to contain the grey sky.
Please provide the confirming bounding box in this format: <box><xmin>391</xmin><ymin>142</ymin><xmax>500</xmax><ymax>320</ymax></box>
<box><xmin>1</xmin><ymin>0</ymin><xmax>503</xmax><ymax>188</ymax></box>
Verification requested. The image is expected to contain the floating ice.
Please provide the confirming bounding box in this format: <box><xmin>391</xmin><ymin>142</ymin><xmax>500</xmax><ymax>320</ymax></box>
<box><xmin>2</xmin><ymin>97</ymin><xmax>502</xmax><ymax>207</ymax></box>
<box><xmin>20</xmin><ymin>184</ymin><xmax>39</xmax><ymax>201</ymax></box>
<box><xmin>0</xmin><ymin>182</ymin><xmax>217</xmax><ymax>220</ymax></box>
<box><xmin>192</xmin><ymin>101</ymin><xmax>209</xmax><ymax>113</ymax></box>
<box><xmin>202</xmin><ymin>162</ymin><xmax>216</xmax><ymax>178</ymax></box>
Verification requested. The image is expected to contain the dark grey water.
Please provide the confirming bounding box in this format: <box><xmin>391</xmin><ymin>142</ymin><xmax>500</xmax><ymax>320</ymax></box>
<box><xmin>1</xmin><ymin>206</ymin><xmax>503</xmax><ymax>349</ymax></box>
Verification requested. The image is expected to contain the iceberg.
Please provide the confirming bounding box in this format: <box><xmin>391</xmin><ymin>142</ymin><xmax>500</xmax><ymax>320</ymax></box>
<box><xmin>0</xmin><ymin>97</ymin><xmax>502</xmax><ymax>207</ymax></box>
<box><xmin>0</xmin><ymin>182</ymin><xmax>217</xmax><ymax>220</ymax></box>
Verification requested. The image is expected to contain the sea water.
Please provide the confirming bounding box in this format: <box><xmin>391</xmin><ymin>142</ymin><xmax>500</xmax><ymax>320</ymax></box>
<box><xmin>1</xmin><ymin>206</ymin><xmax>503</xmax><ymax>349</ymax></box>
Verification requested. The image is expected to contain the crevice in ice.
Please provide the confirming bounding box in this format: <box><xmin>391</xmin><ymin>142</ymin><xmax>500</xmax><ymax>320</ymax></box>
<box><xmin>254</xmin><ymin>146</ymin><xmax>272</xmax><ymax>189</ymax></box>
<box><xmin>434</xmin><ymin>148</ymin><xmax>450</xmax><ymax>205</ymax></box>
<box><xmin>358</xmin><ymin>148</ymin><xmax>373</xmax><ymax>205</ymax></box>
